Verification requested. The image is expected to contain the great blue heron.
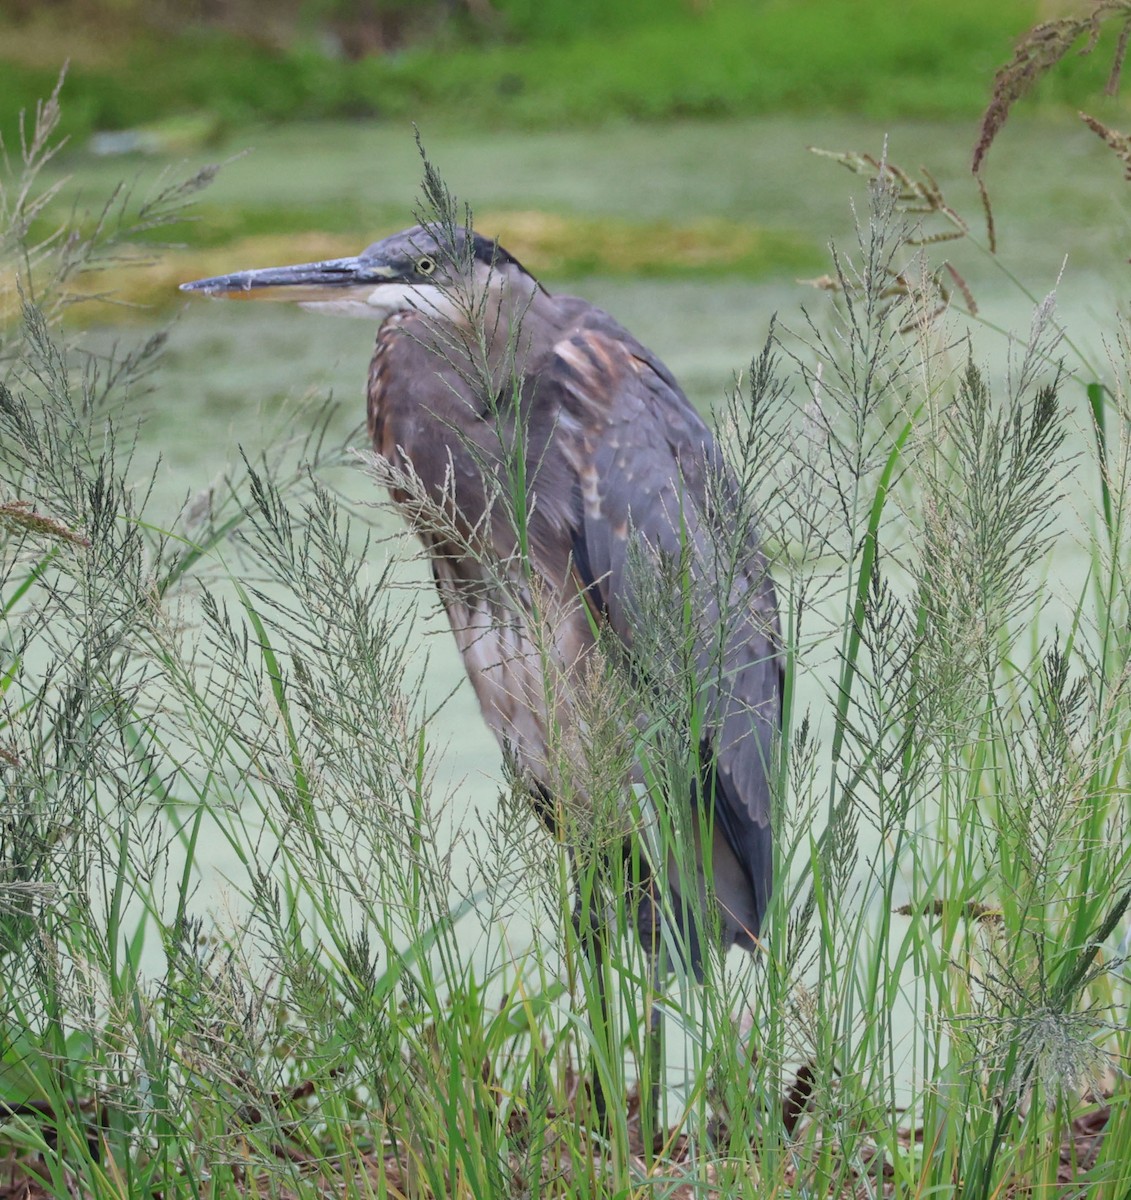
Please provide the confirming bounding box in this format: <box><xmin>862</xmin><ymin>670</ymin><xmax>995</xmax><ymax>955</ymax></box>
<box><xmin>182</xmin><ymin>222</ymin><xmax>782</xmax><ymax>1109</ymax></box>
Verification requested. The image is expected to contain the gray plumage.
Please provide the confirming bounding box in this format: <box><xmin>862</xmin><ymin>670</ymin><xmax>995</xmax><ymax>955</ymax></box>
<box><xmin>182</xmin><ymin>223</ymin><xmax>782</xmax><ymax>965</ymax></box>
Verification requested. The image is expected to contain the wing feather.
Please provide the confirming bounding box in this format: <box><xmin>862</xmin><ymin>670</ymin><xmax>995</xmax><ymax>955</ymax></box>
<box><xmin>532</xmin><ymin>318</ymin><xmax>782</xmax><ymax>946</ymax></box>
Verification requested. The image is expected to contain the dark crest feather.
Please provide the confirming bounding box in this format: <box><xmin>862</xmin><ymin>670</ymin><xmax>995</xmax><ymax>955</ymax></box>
<box><xmin>471</xmin><ymin>232</ymin><xmax>525</xmax><ymax>273</ymax></box>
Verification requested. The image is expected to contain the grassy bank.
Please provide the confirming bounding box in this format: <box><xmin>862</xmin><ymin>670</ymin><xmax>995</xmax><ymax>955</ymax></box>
<box><xmin>2</xmin><ymin>88</ymin><xmax>1131</xmax><ymax>1199</ymax></box>
<box><xmin>2</xmin><ymin>0</ymin><xmax>1126</xmax><ymax>147</ymax></box>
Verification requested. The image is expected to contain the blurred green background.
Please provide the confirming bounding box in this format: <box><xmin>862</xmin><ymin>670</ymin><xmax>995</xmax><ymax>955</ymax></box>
<box><xmin>3</xmin><ymin>0</ymin><xmax>1130</xmax><ymax>314</ymax></box>
<box><xmin>4</xmin><ymin>0</ymin><xmax>1129</xmax><ymax>496</ymax></box>
<box><xmin>2</xmin><ymin>0</ymin><xmax>1124</xmax><ymax>144</ymax></box>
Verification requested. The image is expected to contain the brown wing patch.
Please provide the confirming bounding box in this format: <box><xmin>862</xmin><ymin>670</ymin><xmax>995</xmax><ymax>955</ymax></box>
<box><xmin>367</xmin><ymin>313</ymin><xmax>413</xmax><ymax>460</ymax></box>
<box><xmin>553</xmin><ymin>330</ymin><xmax>630</xmax><ymax>428</ymax></box>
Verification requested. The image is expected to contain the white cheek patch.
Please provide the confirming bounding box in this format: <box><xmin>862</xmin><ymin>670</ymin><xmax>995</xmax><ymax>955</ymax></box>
<box><xmin>297</xmin><ymin>284</ymin><xmax>388</xmax><ymax>319</ymax></box>
<box><xmin>296</xmin><ymin>283</ymin><xmax>466</xmax><ymax>323</ymax></box>
<box><xmin>365</xmin><ymin>283</ymin><xmax>463</xmax><ymax>323</ymax></box>
<box><xmin>363</xmin><ymin>283</ymin><xmax>423</xmax><ymax>320</ymax></box>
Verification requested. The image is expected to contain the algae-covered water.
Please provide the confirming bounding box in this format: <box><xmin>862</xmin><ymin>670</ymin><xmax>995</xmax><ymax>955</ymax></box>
<box><xmin>74</xmin><ymin>108</ymin><xmax>1129</xmax><ymax>495</ymax></box>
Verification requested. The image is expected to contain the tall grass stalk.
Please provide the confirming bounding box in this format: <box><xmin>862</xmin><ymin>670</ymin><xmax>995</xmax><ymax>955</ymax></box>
<box><xmin>1</xmin><ymin>104</ymin><xmax>1130</xmax><ymax>1199</ymax></box>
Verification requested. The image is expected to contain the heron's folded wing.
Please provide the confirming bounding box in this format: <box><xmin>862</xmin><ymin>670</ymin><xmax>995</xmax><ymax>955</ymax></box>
<box><xmin>531</xmin><ymin>322</ymin><xmax>782</xmax><ymax>940</ymax></box>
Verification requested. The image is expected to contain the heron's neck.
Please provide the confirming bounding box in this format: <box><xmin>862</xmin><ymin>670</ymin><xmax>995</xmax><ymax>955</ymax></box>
<box><xmin>420</xmin><ymin>269</ymin><xmax>550</xmax><ymax>393</ymax></box>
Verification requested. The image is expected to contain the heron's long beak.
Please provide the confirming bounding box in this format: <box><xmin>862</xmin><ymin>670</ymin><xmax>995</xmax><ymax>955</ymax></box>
<box><xmin>180</xmin><ymin>255</ymin><xmax>396</xmax><ymax>302</ymax></box>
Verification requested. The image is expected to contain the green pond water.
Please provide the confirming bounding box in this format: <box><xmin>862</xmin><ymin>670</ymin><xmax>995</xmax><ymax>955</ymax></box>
<box><xmin>73</xmin><ymin>107</ymin><xmax>1130</xmax><ymax>498</ymax></box>
<box><xmin>45</xmin><ymin>112</ymin><xmax>1131</xmax><ymax>1071</ymax></box>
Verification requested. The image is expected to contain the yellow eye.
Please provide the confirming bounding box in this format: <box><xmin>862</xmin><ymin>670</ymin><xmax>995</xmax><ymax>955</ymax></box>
<box><xmin>416</xmin><ymin>257</ymin><xmax>436</xmax><ymax>276</ymax></box>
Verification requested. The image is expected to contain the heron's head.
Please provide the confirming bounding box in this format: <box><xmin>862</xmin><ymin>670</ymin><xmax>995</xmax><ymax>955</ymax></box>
<box><xmin>180</xmin><ymin>224</ymin><xmax>536</xmax><ymax>322</ymax></box>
